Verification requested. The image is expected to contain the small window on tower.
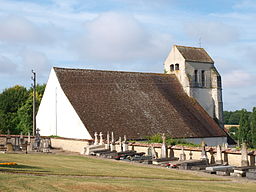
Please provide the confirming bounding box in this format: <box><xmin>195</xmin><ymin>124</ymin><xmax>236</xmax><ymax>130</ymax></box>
<box><xmin>175</xmin><ymin>63</ymin><xmax>179</xmax><ymax>70</ymax></box>
<box><xmin>170</xmin><ymin>64</ymin><xmax>174</xmax><ymax>71</ymax></box>
<box><xmin>202</xmin><ymin>70</ymin><xmax>205</xmax><ymax>87</ymax></box>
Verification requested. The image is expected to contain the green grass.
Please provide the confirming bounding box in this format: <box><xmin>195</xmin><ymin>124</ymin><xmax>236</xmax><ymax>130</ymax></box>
<box><xmin>0</xmin><ymin>153</ymin><xmax>255</xmax><ymax>192</ymax></box>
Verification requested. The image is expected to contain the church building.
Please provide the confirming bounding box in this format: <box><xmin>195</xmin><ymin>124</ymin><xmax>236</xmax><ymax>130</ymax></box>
<box><xmin>37</xmin><ymin>45</ymin><xmax>232</xmax><ymax>146</ymax></box>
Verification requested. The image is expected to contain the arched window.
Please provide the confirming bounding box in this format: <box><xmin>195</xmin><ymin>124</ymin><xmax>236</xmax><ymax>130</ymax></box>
<box><xmin>170</xmin><ymin>64</ymin><xmax>174</xmax><ymax>72</ymax></box>
<box><xmin>201</xmin><ymin>70</ymin><xmax>205</xmax><ymax>87</ymax></box>
<box><xmin>175</xmin><ymin>63</ymin><xmax>179</xmax><ymax>70</ymax></box>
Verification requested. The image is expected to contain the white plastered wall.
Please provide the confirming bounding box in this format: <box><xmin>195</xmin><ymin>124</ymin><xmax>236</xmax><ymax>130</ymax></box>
<box><xmin>36</xmin><ymin>68</ymin><xmax>92</xmax><ymax>139</ymax></box>
<box><xmin>164</xmin><ymin>45</ymin><xmax>190</xmax><ymax>95</ymax></box>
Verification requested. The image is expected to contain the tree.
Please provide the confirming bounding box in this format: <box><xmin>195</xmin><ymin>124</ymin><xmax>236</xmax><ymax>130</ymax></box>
<box><xmin>238</xmin><ymin>109</ymin><xmax>250</xmax><ymax>145</ymax></box>
<box><xmin>223</xmin><ymin>111</ymin><xmax>232</xmax><ymax>124</ymax></box>
<box><xmin>0</xmin><ymin>84</ymin><xmax>45</xmax><ymax>134</ymax></box>
<box><xmin>250</xmin><ymin>107</ymin><xmax>256</xmax><ymax>148</ymax></box>
<box><xmin>0</xmin><ymin>86</ymin><xmax>28</xmax><ymax>134</ymax></box>
<box><xmin>16</xmin><ymin>84</ymin><xmax>46</xmax><ymax>134</ymax></box>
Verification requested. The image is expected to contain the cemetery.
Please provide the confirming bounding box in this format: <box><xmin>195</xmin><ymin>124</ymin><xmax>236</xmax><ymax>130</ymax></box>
<box><xmin>1</xmin><ymin>130</ymin><xmax>256</xmax><ymax>184</ymax></box>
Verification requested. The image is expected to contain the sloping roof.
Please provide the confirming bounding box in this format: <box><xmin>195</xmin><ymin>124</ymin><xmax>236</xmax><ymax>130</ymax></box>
<box><xmin>54</xmin><ymin>67</ymin><xmax>226</xmax><ymax>140</ymax></box>
<box><xmin>176</xmin><ymin>45</ymin><xmax>214</xmax><ymax>63</ymax></box>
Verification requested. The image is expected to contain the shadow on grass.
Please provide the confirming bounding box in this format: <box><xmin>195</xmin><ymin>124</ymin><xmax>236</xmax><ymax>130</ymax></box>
<box><xmin>0</xmin><ymin>164</ymin><xmax>41</xmax><ymax>169</ymax></box>
<box><xmin>0</xmin><ymin>164</ymin><xmax>50</xmax><ymax>174</ymax></box>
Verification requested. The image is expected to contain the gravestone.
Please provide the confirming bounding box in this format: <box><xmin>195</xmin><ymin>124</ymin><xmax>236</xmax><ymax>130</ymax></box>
<box><xmin>27</xmin><ymin>132</ymin><xmax>32</xmax><ymax>152</ymax></box>
<box><xmin>151</xmin><ymin>145</ymin><xmax>158</xmax><ymax>159</ymax></box>
<box><xmin>122</xmin><ymin>135</ymin><xmax>128</xmax><ymax>151</ymax></box>
<box><xmin>33</xmin><ymin>128</ymin><xmax>41</xmax><ymax>152</ymax></box>
<box><xmin>42</xmin><ymin>139</ymin><xmax>50</xmax><ymax>153</ymax></box>
<box><xmin>105</xmin><ymin>132</ymin><xmax>110</xmax><ymax>149</ymax></box>
<box><xmin>117</xmin><ymin>137</ymin><xmax>122</xmax><ymax>152</ymax></box>
<box><xmin>161</xmin><ymin>133</ymin><xmax>167</xmax><ymax>158</ymax></box>
<box><xmin>200</xmin><ymin>141</ymin><xmax>208</xmax><ymax>163</ymax></box>
<box><xmin>241</xmin><ymin>143</ymin><xmax>249</xmax><ymax>167</ymax></box>
<box><xmin>216</xmin><ymin>145</ymin><xmax>223</xmax><ymax>165</ymax></box>
<box><xmin>179</xmin><ymin>146</ymin><xmax>186</xmax><ymax>161</ymax></box>
<box><xmin>94</xmin><ymin>132</ymin><xmax>98</xmax><ymax>145</ymax></box>
<box><xmin>169</xmin><ymin>148</ymin><xmax>174</xmax><ymax>159</ymax></box>
<box><xmin>249</xmin><ymin>153</ymin><xmax>255</xmax><ymax>166</ymax></box>
<box><xmin>209</xmin><ymin>148</ymin><xmax>215</xmax><ymax>164</ymax></box>
<box><xmin>110</xmin><ymin>132</ymin><xmax>116</xmax><ymax>151</ymax></box>
<box><xmin>99</xmin><ymin>132</ymin><xmax>103</xmax><ymax>145</ymax></box>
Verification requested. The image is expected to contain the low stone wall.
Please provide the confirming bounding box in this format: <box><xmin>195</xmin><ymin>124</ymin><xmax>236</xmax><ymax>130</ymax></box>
<box><xmin>129</xmin><ymin>143</ymin><xmax>256</xmax><ymax>167</ymax></box>
<box><xmin>50</xmin><ymin>137</ymin><xmax>92</xmax><ymax>154</ymax></box>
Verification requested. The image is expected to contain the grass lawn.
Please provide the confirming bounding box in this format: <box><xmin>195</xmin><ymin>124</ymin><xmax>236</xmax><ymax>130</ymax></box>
<box><xmin>0</xmin><ymin>153</ymin><xmax>255</xmax><ymax>192</ymax></box>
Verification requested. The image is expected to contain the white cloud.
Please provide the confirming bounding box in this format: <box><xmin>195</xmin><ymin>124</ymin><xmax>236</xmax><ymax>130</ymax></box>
<box><xmin>0</xmin><ymin>55</ymin><xmax>18</xmax><ymax>74</ymax></box>
<box><xmin>222</xmin><ymin>70</ymin><xmax>255</xmax><ymax>88</ymax></box>
<box><xmin>233</xmin><ymin>0</ymin><xmax>256</xmax><ymax>10</ymax></box>
<box><xmin>185</xmin><ymin>21</ymin><xmax>239</xmax><ymax>46</ymax></box>
<box><xmin>0</xmin><ymin>15</ymin><xmax>53</xmax><ymax>44</ymax></box>
<box><xmin>72</xmin><ymin>12</ymin><xmax>172</xmax><ymax>67</ymax></box>
<box><xmin>20</xmin><ymin>50</ymin><xmax>52</xmax><ymax>75</ymax></box>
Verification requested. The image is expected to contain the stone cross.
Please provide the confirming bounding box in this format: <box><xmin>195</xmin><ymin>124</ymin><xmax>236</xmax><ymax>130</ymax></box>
<box><xmin>122</xmin><ymin>135</ymin><xmax>128</xmax><ymax>151</ymax></box>
<box><xmin>94</xmin><ymin>132</ymin><xmax>98</xmax><ymax>145</ymax></box>
<box><xmin>118</xmin><ymin>137</ymin><xmax>122</xmax><ymax>152</ymax></box>
<box><xmin>110</xmin><ymin>132</ymin><xmax>116</xmax><ymax>151</ymax></box>
<box><xmin>99</xmin><ymin>132</ymin><xmax>103</xmax><ymax>145</ymax></box>
<box><xmin>33</xmin><ymin>128</ymin><xmax>41</xmax><ymax>152</ymax></box>
<box><xmin>111</xmin><ymin>132</ymin><xmax>115</xmax><ymax>143</ymax></box>
<box><xmin>200</xmin><ymin>141</ymin><xmax>208</xmax><ymax>162</ymax></box>
<box><xmin>161</xmin><ymin>133</ymin><xmax>167</xmax><ymax>158</ymax></box>
<box><xmin>216</xmin><ymin>145</ymin><xmax>223</xmax><ymax>164</ymax></box>
<box><xmin>105</xmin><ymin>132</ymin><xmax>110</xmax><ymax>149</ymax></box>
<box><xmin>241</xmin><ymin>143</ymin><xmax>249</xmax><ymax>167</ymax></box>
<box><xmin>179</xmin><ymin>146</ymin><xmax>186</xmax><ymax>161</ymax></box>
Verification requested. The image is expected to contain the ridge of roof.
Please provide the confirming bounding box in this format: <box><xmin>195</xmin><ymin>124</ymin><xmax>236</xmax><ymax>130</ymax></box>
<box><xmin>174</xmin><ymin>45</ymin><xmax>214</xmax><ymax>64</ymax></box>
<box><xmin>53</xmin><ymin>67</ymin><xmax>167</xmax><ymax>76</ymax></box>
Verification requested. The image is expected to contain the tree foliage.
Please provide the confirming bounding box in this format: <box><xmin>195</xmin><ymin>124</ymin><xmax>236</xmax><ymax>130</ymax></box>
<box><xmin>0</xmin><ymin>84</ymin><xmax>45</xmax><ymax>134</ymax></box>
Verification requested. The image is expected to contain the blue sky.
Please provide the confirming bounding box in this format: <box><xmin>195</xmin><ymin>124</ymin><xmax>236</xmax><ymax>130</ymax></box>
<box><xmin>0</xmin><ymin>0</ymin><xmax>256</xmax><ymax>111</ymax></box>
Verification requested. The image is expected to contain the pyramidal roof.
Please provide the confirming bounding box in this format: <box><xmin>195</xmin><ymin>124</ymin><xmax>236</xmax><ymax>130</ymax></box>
<box><xmin>54</xmin><ymin>67</ymin><xmax>226</xmax><ymax>140</ymax></box>
<box><xmin>175</xmin><ymin>45</ymin><xmax>214</xmax><ymax>64</ymax></box>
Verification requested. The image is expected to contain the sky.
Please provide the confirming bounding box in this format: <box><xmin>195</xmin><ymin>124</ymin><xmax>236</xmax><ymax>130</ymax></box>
<box><xmin>0</xmin><ymin>0</ymin><xmax>256</xmax><ymax>111</ymax></box>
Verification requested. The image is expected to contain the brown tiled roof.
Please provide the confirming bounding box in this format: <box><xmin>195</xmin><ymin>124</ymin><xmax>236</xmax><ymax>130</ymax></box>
<box><xmin>176</xmin><ymin>45</ymin><xmax>214</xmax><ymax>63</ymax></box>
<box><xmin>54</xmin><ymin>67</ymin><xmax>226</xmax><ymax>140</ymax></box>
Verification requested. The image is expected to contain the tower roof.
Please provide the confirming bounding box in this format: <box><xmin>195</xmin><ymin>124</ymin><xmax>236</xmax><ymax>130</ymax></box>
<box><xmin>53</xmin><ymin>67</ymin><xmax>226</xmax><ymax>140</ymax></box>
<box><xmin>175</xmin><ymin>45</ymin><xmax>214</xmax><ymax>64</ymax></box>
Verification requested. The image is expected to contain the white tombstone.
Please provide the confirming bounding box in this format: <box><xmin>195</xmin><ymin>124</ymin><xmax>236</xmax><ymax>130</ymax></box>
<box><xmin>179</xmin><ymin>146</ymin><xmax>186</xmax><ymax>161</ymax></box>
<box><xmin>200</xmin><ymin>141</ymin><xmax>208</xmax><ymax>162</ymax></box>
<box><xmin>99</xmin><ymin>132</ymin><xmax>103</xmax><ymax>145</ymax></box>
<box><xmin>94</xmin><ymin>132</ymin><xmax>98</xmax><ymax>145</ymax></box>
<box><xmin>117</xmin><ymin>137</ymin><xmax>122</xmax><ymax>152</ymax></box>
<box><xmin>161</xmin><ymin>133</ymin><xmax>167</xmax><ymax>158</ymax></box>
<box><xmin>110</xmin><ymin>132</ymin><xmax>116</xmax><ymax>151</ymax></box>
<box><xmin>122</xmin><ymin>135</ymin><xmax>128</xmax><ymax>151</ymax></box>
<box><xmin>216</xmin><ymin>145</ymin><xmax>223</xmax><ymax>164</ymax></box>
<box><xmin>105</xmin><ymin>132</ymin><xmax>110</xmax><ymax>149</ymax></box>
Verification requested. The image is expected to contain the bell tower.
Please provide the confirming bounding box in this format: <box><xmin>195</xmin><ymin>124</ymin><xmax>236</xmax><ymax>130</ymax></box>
<box><xmin>164</xmin><ymin>45</ymin><xmax>224</xmax><ymax>127</ymax></box>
